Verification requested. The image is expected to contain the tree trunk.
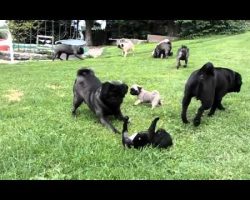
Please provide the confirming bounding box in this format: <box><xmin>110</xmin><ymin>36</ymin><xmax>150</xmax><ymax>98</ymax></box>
<box><xmin>85</xmin><ymin>20</ymin><xmax>94</xmax><ymax>46</ymax></box>
<box><xmin>166</xmin><ymin>20</ymin><xmax>178</xmax><ymax>37</ymax></box>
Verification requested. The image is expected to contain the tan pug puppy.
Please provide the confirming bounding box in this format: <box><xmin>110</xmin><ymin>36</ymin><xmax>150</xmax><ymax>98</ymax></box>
<box><xmin>130</xmin><ymin>84</ymin><xmax>162</xmax><ymax>109</ymax></box>
<box><xmin>117</xmin><ymin>38</ymin><xmax>135</xmax><ymax>57</ymax></box>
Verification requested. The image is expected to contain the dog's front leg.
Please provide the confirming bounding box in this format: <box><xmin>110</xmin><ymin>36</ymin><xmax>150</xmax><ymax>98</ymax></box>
<box><xmin>176</xmin><ymin>58</ymin><xmax>181</xmax><ymax>69</ymax></box>
<box><xmin>217</xmin><ymin>102</ymin><xmax>225</xmax><ymax>110</ymax></box>
<box><xmin>124</xmin><ymin>51</ymin><xmax>127</xmax><ymax>57</ymax></box>
<box><xmin>99</xmin><ymin>116</ymin><xmax>120</xmax><ymax>134</ymax></box>
<box><xmin>114</xmin><ymin>109</ymin><xmax>126</xmax><ymax>121</ymax></box>
<box><xmin>74</xmin><ymin>54</ymin><xmax>84</xmax><ymax>60</ymax></box>
<box><xmin>52</xmin><ymin>53</ymin><xmax>57</xmax><ymax>61</ymax></box>
<box><xmin>208</xmin><ymin>97</ymin><xmax>223</xmax><ymax>116</ymax></box>
<box><xmin>134</xmin><ymin>99</ymin><xmax>142</xmax><ymax>106</ymax></box>
<box><xmin>184</xmin><ymin>58</ymin><xmax>188</xmax><ymax>67</ymax></box>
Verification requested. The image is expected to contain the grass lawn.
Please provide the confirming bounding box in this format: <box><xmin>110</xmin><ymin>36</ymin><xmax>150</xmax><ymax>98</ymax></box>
<box><xmin>0</xmin><ymin>32</ymin><xmax>250</xmax><ymax>180</ymax></box>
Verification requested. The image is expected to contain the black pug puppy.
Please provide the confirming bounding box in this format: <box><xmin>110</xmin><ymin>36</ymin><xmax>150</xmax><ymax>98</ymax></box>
<box><xmin>52</xmin><ymin>44</ymin><xmax>84</xmax><ymax>61</ymax></box>
<box><xmin>181</xmin><ymin>62</ymin><xmax>242</xmax><ymax>126</ymax></box>
<box><xmin>72</xmin><ymin>68</ymin><xmax>128</xmax><ymax>133</ymax></box>
<box><xmin>122</xmin><ymin>116</ymin><xmax>173</xmax><ymax>149</ymax></box>
<box><xmin>152</xmin><ymin>40</ymin><xmax>173</xmax><ymax>59</ymax></box>
<box><xmin>176</xmin><ymin>45</ymin><xmax>189</xmax><ymax>69</ymax></box>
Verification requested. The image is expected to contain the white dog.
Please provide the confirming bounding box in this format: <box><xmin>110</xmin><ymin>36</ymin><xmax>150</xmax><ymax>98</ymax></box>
<box><xmin>130</xmin><ymin>84</ymin><xmax>162</xmax><ymax>109</ymax></box>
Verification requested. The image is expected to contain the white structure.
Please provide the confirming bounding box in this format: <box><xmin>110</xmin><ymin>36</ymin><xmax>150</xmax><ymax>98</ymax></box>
<box><xmin>71</xmin><ymin>20</ymin><xmax>107</xmax><ymax>40</ymax></box>
<box><xmin>0</xmin><ymin>20</ymin><xmax>14</xmax><ymax>62</ymax></box>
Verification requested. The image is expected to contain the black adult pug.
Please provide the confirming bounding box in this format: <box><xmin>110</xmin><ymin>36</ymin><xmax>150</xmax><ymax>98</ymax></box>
<box><xmin>122</xmin><ymin>116</ymin><xmax>173</xmax><ymax>149</ymax></box>
<box><xmin>181</xmin><ymin>62</ymin><xmax>242</xmax><ymax>126</ymax></box>
<box><xmin>72</xmin><ymin>68</ymin><xmax>128</xmax><ymax>133</ymax></box>
<box><xmin>52</xmin><ymin>44</ymin><xmax>84</xmax><ymax>61</ymax></box>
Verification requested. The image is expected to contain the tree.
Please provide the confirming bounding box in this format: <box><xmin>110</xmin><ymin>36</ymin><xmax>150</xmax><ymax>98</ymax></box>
<box><xmin>175</xmin><ymin>20</ymin><xmax>247</xmax><ymax>38</ymax></box>
<box><xmin>85</xmin><ymin>20</ymin><xmax>94</xmax><ymax>46</ymax></box>
<box><xmin>7</xmin><ymin>20</ymin><xmax>39</xmax><ymax>43</ymax></box>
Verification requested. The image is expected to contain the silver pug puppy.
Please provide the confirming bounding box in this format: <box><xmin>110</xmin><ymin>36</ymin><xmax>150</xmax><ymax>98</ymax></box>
<box><xmin>72</xmin><ymin>68</ymin><xmax>128</xmax><ymax>134</ymax></box>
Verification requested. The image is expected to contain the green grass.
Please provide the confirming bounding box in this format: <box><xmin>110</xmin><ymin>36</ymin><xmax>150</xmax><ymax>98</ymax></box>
<box><xmin>1</xmin><ymin>32</ymin><xmax>250</xmax><ymax>180</ymax></box>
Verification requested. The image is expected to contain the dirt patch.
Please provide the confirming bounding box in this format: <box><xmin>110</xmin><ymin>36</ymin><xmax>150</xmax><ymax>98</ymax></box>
<box><xmin>4</xmin><ymin>89</ymin><xmax>24</xmax><ymax>102</ymax></box>
<box><xmin>85</xmin><ymin>47</ymin><xmax>104</xmax><ymax>58</ymax></box>
<box><xmin>0</xmin><ymin>60</ymin><xmax>19</xmax><ymax>64</ymax></box>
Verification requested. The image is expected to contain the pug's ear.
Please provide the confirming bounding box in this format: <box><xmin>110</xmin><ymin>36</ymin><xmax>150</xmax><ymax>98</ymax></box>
<box><xmin>235</xmin><ymin>72</ymin><xmax>242</xmax><ymax>86</ymax></box>
<box><xmin>101</xmin><ymin>82</ymin><xmax>112</xmax><ymax>96</ymax></box>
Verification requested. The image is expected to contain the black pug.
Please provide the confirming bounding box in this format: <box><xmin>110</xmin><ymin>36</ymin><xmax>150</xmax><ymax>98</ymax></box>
<box><xmin>181</xmin><ymin>62</ymin><xmax>242</xmax><ymax>126</ymax></box>
<box><xmin>176</xmin><ymin>45</ymin><xmax>189</xmax><ymax>69</ymax></box>
<box><xmin>152</xmin><ymin>40</ymin><xmax>173</xmax><ymax>59</ymax></box>
<box><xmin>122</xmin><ymin>116</ymin><xmax>173</xmax><ymax>149</ymax></box>
<box><xmin>72</xmin><ymin>68</ymin><xmax>128</xmax><ymax>133</ymax></box>
<box><xmin>52</xmin><ymin>44</ymin><xmax>84</xmax><ymax>61</ymax></box>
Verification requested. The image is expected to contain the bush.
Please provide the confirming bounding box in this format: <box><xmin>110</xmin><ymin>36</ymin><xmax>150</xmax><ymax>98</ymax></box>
<box><xmin>175</xmin><ymin>20</ymin><xmax>247</xmax><ymax>38</ymax></box>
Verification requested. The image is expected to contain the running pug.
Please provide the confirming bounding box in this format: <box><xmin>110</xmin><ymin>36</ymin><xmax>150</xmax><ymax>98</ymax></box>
<box><xmin>117</xmin><ymin>38</ymin><xmax>135</xmax><ymax>57</ymax></box>
<box><xmin>130</xmin><ymin>84</ymin><xmax>162</xmax><ymax>109</ymax></box>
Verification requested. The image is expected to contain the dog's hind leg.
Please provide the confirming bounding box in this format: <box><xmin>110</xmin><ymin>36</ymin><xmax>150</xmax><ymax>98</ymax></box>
<box><xmin>194</xmin><ymin>102</ymin><xmax>212</xmax><ymax>126</ymax></box>
<box><xmin>72</xmin><ymin>95</ymin><xmax>84</xmax><ymax>116</ymax></box>
<box><xmin>148</xmin><ymin>117</ymin><xmax>160</xmax><ymax>140</ymax></box>
<box><xmin>151</xmin><ymin>97</ymin><xmax>161</xmax><ymax>109</ymax></box>
<box><xmin>57</xmin><ymin>52</ymin><xmax>63</xmax><ymax>60</ymax></box>
<box><xmin>181</xmin><ymin>93</ymin><xmax>192</xmax><ymax>124</ymax></box>
<box><xmin>66</xmin><ymin>54</ymin><xmax>70</xmax><ymax>60</ymax></box>
<box><xmin>193</xmin><ymin>106</ymin><xmax>205</xmax><ymax>126</ymax></box>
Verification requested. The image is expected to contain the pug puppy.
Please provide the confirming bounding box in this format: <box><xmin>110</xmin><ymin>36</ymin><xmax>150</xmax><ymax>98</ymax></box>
<box><xmin>72</xmin><ymin>68</ymin><xmax>128</xmax><ymax>133</ymax></box>
<box><xmin>176</xmin><ymin>45</ymin><xmax>189</xmax><ymax>69</ymax></box>
<box><xmin>122</xmin><ymin>116</ymin><xmax>173</xmax><ymax>149</ymax></box>
<box><xmin>181</xmin><ymin>62</ymin><xmax>242</xmax><ymax>126</ymax></box>
<box><xmin>117</xmin><ymin>38</ymin><xmax>135</xmax><ymax>57</ymax></box>
<box><xmin>130</xmin><ymin>84</ymin><xmax>162</xmax><ymax>109</ymax></box>
<box><xmin>152</xmin><ymin>39</ymin><xmax>173</xmax><ymax>59</ymax></box>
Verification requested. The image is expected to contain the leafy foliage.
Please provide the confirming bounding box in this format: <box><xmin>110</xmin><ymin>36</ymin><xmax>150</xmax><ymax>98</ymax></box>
<box><xmin>175</xmin><ymin>20</ymin><xmax>247</xmax><ymax>38</ymax></box>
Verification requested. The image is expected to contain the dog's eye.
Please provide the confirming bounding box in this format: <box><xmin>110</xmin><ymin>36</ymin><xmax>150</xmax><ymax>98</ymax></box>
<box><xmin>138</xmin><ymin>137</ymin><xmax>141</xmax><ymax>140</ymax></box>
